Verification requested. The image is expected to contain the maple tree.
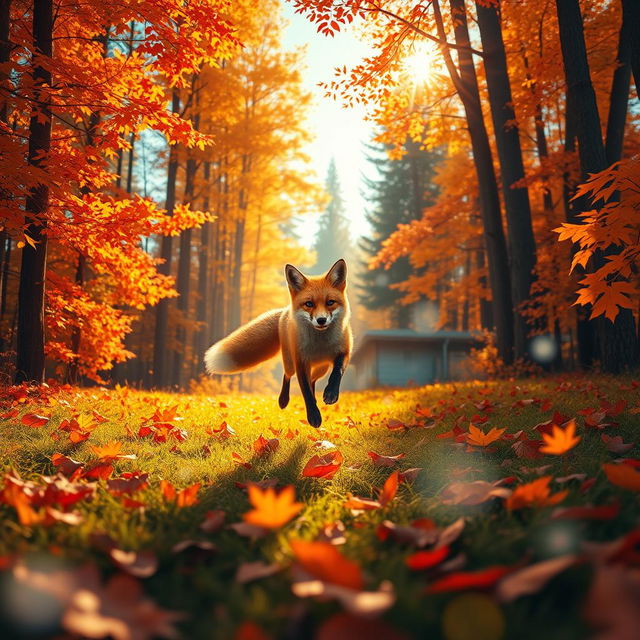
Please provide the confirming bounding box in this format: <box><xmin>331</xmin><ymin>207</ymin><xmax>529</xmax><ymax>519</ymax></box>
<box><xmin>291</xmin><ymin>0</ymin><xmax>638</xmax><ymax>373</ymax></box>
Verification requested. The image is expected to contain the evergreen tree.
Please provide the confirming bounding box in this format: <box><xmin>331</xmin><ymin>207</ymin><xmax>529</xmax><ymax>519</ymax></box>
<box><xmin>312</xmin><ymin>158</ymin><xmax>352</xmax><ymax>274</ymax></box>
<box><xmin>358</xmin><ymin>139</ymin><xmax>440</xmax><ymax>328</ymax></box>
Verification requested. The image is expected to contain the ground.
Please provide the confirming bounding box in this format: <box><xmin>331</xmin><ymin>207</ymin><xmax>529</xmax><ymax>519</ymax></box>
<box><xmin>0</xmin><ymin>376</ymin><xmax>639</xmax><ymax>639</ymax></box>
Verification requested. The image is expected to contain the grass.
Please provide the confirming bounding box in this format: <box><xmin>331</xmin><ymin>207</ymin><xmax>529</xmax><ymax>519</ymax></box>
<box><xmin>0</xmin><ymin>375</ymin><xmax>638</xmax><ymax>639</ymax></box>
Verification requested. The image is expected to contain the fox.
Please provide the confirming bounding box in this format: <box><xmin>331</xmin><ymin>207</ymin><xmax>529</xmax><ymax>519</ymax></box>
<box><xmin>204</xmin><ymin>259</ymin><xmax>352</xmax><ymax>428</ymax></box>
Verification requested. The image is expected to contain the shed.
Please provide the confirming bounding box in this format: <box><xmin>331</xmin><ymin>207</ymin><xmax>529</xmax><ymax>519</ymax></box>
<box><xmin>350</xmin><ymin>329</ymin><xmax>480</xmax><ymax>389</ymax></box>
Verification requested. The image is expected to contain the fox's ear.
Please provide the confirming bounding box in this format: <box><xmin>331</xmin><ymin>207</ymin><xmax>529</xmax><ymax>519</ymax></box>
<box><xmin>325</xmin><ymin>259</ymin><xmax>347</xmax><ymax>290</ymax></box>
<box><xmin>285</xmin><ymin>264</ymin><xmax>308</xmax><ymax>292</ymax></box>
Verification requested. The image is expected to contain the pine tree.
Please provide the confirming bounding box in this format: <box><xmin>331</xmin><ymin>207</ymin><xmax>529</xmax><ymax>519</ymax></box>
<box><xmin>312</xmin><ymin>159</ymin><xmax>351</xmax><ymax>274</ymax></box>
<box><xmin>358</xmin><ymin>139</ymin><xmax>440</xmax><ymax>328</ymax></box>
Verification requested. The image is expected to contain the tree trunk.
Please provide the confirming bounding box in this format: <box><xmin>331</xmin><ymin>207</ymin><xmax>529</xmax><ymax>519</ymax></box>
<box><xmin>171</xmin><ymin>148</ymin><xmax>197</xmax><ymax>388</ymax></box>
<box><xmin>229</xmin><ymin>153</ymin><xmax>250</xmax><ymax>333</ymax></box>
<box><xmin>605</xmin><ymin>11</ymin><xmax>631</xmax><ymax>165</ymax></box>
<box><xmin>555</xmin><ymin>0</ymin><xmax>638</xmax><ymax>372</ymax></box>
<box><xmin>15</xmin><ymin>0</ymin><xmax>53</xmax><ymax>383</ymax></box>
<box><xmin>621</xmin><ymin>0</ymin><xmax>639</xmax><ymax>100</ymax></box>
<box><xmin>476</xmin><ymin>0</ymin><xmax>536</xmax><ymax>360</ymax></box>
<box><xmin>436</xmin><ymin>0</ymin><xmax>514</xmax><ymax>363</ymax></box>
<box><xmin>67</xmin><ymin>254</ymin><xmax>85</xmax><ymax>384</ymax></box>
<box><xmin>152</xmin><ymin>89</ymin><xmax>180</xmax><ymax>388</ymax></box>
<box><xmin>476</xmin><ymin>248</ymin><xmax>493</xmax><ymax>331</ymax></box>
<box><xmin>194</xmin><ymin>160</ymin><xmax>211</xmax><ymax>377</ymax></box>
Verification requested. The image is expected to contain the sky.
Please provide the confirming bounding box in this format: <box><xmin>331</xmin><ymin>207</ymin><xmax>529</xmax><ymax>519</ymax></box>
<box><xmin>280</xmin><ymin>2</ymin><xmax>376</xmax><ymax>245</ymax></box>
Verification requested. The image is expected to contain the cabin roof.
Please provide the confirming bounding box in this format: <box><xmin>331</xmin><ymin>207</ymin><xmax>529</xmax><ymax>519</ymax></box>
<box><xmin>351</xmin><ymin>329</ymin><xmax>481</xmax><ymax>365</ymax></box>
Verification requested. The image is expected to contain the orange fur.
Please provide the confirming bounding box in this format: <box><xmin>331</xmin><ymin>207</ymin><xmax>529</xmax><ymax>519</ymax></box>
<box><xmin>204</xmin><ymin>259</ymin><xmax>352</xmax><ymax>428</ymax></box>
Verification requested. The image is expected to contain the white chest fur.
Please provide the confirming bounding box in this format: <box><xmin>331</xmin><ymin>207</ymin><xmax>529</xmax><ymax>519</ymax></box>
<box><xmin>295</xmin><ymin>311</ymin><xmax>347</xmax><ymax>364</ymax></box>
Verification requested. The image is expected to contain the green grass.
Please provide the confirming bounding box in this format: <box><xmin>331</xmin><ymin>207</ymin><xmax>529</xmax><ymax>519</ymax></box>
<box><xmin>0</xmin><ymin>375</ymin><xmax>638</xmax><ymax>639</ymax></box>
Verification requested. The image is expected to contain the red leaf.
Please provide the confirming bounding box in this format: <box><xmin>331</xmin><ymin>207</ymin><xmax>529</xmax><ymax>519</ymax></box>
<box><xmin>406</xmin><ymin>546</ymin><xmax>450</xmax><ymax>570</ymax></box>
<box><xmin>426</xmin><ymin>566</ymin><xmax>511</xmax><ymax>593</ymax></box>
<box><xmin>302</xmin><ymin>450</ymin><xmax>343</xmax><ymax>479</ymax></box>
<box><xmin>21</xmin><ymin>413</ymin><xmax>50</xmax><ymax>427</ymax></box>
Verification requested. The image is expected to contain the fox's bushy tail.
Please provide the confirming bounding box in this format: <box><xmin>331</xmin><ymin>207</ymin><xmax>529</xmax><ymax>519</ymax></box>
<box><xmin>204</xmin><ymin>308</ymin><xmax>284</xmax><ymax>374</ymax></box>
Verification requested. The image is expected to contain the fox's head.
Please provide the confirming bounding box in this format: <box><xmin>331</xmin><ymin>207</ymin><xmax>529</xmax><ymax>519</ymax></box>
<box><xmin>285</xmin><ymin>259</ymin><xmax>348</xmax><ymax>331</ymax></box>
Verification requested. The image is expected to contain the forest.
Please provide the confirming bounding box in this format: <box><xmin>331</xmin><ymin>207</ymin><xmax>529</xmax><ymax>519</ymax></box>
<box><xmin>0</xmin><ymin>1</ymin><xmax>639</xmax><ymax>639</ymax></box>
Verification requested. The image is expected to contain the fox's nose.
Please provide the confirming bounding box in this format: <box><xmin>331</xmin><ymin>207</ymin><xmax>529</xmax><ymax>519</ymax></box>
<box><xmin>316</xmin><ymin>316</ymin><xmax>327</xmax><ymax>326</ymax></box>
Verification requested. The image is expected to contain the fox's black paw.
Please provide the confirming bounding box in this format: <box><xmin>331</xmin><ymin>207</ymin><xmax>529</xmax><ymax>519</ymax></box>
<box><xmin>278</xmin><ymin>393</ymin><xmax>289</xmax><ymax>409</ymax></box>
<box><xmin>323</xmin><ymin>386</ymin><xmax>339</xmax><ymax>405</ymax></box>
<box><xmin>306</xmin><ymin>405</ymin><xmax>322</xmax><ymax>428</ymax></box>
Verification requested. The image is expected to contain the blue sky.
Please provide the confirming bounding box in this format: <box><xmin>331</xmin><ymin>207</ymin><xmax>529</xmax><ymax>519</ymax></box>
<box><xmin>280</xmin><ymin>2</ymin><xmax>376</xmax><ymax>244</ymax></box>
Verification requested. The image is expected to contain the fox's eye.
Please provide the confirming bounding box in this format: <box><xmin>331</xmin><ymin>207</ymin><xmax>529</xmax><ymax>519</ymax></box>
<box><xmin>327</xmin><ymin>300</ymin><xmax>335</xmax><ymax>306</ymax></box>
<box><xmin>304</xmin><ymin>301</ymin><xmax>314</xmax><ymax>308</ymax></box>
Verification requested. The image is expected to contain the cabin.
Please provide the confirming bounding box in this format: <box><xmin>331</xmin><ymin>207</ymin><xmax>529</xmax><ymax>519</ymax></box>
<box><xmin>350</xmin><ymin>329</ymin><xmax>480</xmax><ymax>390</ymax></box>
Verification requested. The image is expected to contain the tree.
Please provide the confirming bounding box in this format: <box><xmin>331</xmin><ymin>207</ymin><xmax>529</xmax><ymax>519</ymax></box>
<box><xmin>312</xmin><ymin>159</ymin><xmax>351</xmax><ymax>274</ymax></box>
<box><xmin>554</xmin><ymin>0</ymin><xmax>638</xmax><ymax>372</ymax></box>
<box><xmin>15</xmin><ymin>0</ymin><xmax>53</xmax><ymax>383</ymax></box>
<box><xmin>2</xmin><ymin>0</ymin><xmax>238</xmax><ymax>383</ymax></box>
<box><xmin>358</xmin><ymin>139</ymin><xmax>440</xmax><ymax>328</ymax></box>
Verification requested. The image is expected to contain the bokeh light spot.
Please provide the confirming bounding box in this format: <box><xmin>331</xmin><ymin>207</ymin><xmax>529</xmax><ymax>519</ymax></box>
<box><xmin>442</xmin><ymin>593</ymin><xmax>505</xmax><ymax>640</ymax></box>
<box><xmin>529</xmin><ymin>335</ymin><xmax>558</xmax><ymax>364</ymax></box>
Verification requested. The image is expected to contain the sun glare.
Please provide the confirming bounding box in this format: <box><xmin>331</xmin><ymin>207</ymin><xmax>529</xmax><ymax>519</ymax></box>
<box><xmin>403</xmin><ymin>40</ymin><xmax>440</xmax><ymax>86</ymax></box>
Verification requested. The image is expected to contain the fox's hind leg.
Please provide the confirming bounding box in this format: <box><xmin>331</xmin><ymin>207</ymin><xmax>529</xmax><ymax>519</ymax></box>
<box><xmin>278</xmin><ymin>375</ymin><xmax>290</xmax><ymax>409</ymax></box>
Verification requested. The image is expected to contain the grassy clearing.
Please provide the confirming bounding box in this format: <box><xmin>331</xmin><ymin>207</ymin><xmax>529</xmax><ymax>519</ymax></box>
<box><xmin>0</xmin><ymin>376</ymin><xmax>639</xmax><ymax>639</ymax></box>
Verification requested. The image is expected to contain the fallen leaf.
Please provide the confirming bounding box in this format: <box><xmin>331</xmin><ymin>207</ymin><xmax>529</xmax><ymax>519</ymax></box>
<box><xmin>302</xmin><ymin>450</ymin><xmax>343</xmax><ymax>480</ymax></box>
<box><xmin>235</xmin><ymin>561</ymin><xmax>282</xmax><ymax>584</ymax></box>
<box><xmin>253</xmin><ymin>435</ymin><xmax>279</xmax><ymax>456</ymax></box>
<box><xmin>406</xmin><ymin>546</ymin><xmax>450</xmax><ymax>570</ymax></box>
<box><xmin>367</xmin><ymin>451</ymin><xmax>406</xmax><ymax>467</ymax></box>
<box><xmin>107</xmin><ymin>472</ymin><xmax>149</xmax><ymax>496</ymax></box>
<box><xmin>292</xmin><ymin>578</ymin><xmax>395</xmax><ymax>618</ymax></box>
<box><xmin>584</xmin><ymin>563</ymin><xmax>640</xmax><ymax>640</ymax></box>
<box><xmin>601</xmin><ymin>434</ymin><xmax>634</xmax><ymax>455</ymax></box>
<box><xmin>291</xmin><ymin>540</ymin><xmax>363</xmax><ymax>590</ymax></box>
<box><xmin>376</xmin><ymin>519</ymin><xmax>439</xmax><ymax>547</ymax></box>
<box><xmin>602</xmin><ymin>463</ymin><xmax>640</xmax><ymax>491</ymax></box>
<box><xmin>505</xmin><ymin>477</ymin><xmax>568</xmax><ymax>510</ymax></box>
<box><xmin>398</xmin><ymin>468</ymin><xmax>422</xmax><ymax>483</ymax></box>
<box><xmin>540</xmin><ymin>419</ymin><xmax>581</xmax><ymax>455</ymax></box>
<box><xmin>466</xmin><ymin>424</ymin><xmax>505</xmax><ymax>447</ymax></box>
<box><xmin>232</xmin><ymin>452</ymin><xmax>252</xmax><ymax>469</ymax></box>
<box><xmin>109</xmin><ymin>549</ymin><xmax>158</xmax><ymax>578</ymax></box>
<box><xmin>243</xmin><ymin>485</ymin><xmax>302</xmax><ymax>529</ymax></box>
<box><xmin>200</xmin><ymin>509</ymin><xmax>225</xmax><ymax>533</ymax></box>
<box><xmin>551</xmin><ymin>503</ymin><xmax>620</xmax><ymax>521</ymax></box>
<box><xmin>21</xmin><ymin>413</ymin><xmax>50</xmax><ymax>427</ymax></box>
<box><xmin>441</xmin><ymin>480</ymin><xmax>512</xmax><ymax>506</ymax></box>
<box><xmin>495</xmin><ymin>555</ymin><xmax>577</xmax><ymax>602</ymax></box>
<box><xmin>51</xmin><ymin>453</ymin><xmax>84</xmax><ymax>478</ymax></box>
<box><xmin>426</xmin><ymin>566</ymin><xmax>511</xmax><ymax>593</ymax></box>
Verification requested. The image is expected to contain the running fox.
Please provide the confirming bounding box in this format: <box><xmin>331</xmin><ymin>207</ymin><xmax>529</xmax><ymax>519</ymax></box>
<box><xmin>204</xmin><ymin>259</ymin><xmax>352</xmax><ymax>428</ymax></box>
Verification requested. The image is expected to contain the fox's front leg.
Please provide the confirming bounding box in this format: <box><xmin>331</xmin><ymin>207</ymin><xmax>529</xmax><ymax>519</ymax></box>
<box><xmin>296</xmin><ymin>360</ymin><xmax>322</xmax><ymax>428</ymax></box>
<box><xmin>323</xmin><ymin>353</ymin><xmax>347</xmax><ymax>405</ymax></box>
<box><xmin>278</xmin><ymin>375</ymin><xmax>290</xmax><ymax>409</ymax></box>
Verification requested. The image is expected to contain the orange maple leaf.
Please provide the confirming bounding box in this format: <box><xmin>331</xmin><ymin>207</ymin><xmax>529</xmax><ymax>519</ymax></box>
<box><xmin>243</xmin><ymin>485</ymin><xmax>303</xmax><ymax>529</ymax></box>
<box><xmin>89</xmin><ymin>441</ymin><xmax>124</xmax><ymax>460</ymax></box>
<box><xmin>505</xmin><ymin>476</ymin><xmax>568</xmax><ymax>511</ymax></box>
<box><xmin>466</xmin><ymin>424</ymin><xmax>505</xmax><ymax>447</ymax></box>
<box><xmin>540</xmin><ymin>419</ymin><xmax>580</xmax><ymax>455</ymax></box>
<box><xmin>160</xmin><ymin>480</ymin><xmax>201</xmax><ymax>507</ymax></box>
